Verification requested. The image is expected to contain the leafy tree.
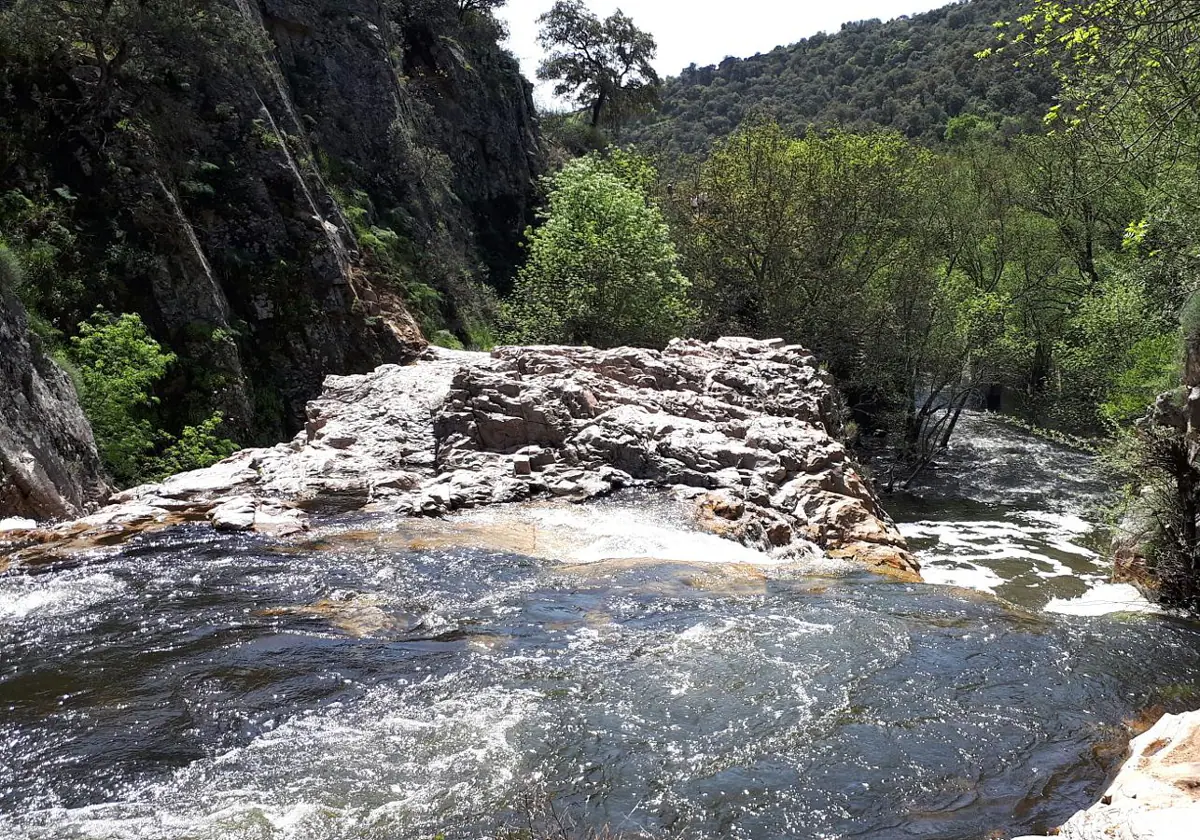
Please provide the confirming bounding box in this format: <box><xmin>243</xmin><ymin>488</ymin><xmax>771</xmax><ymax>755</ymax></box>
<box><xmin>537</xmin><ymin>0</ymin><xmax>661</xmax><ymax>131</ymax></box>
<box><xmin>457</xmin><ymin>0</ymin><xmax>505</xmax><ymax>15</ymax></box>
<box><xmin>503</xmin><ymin>153</ymin><xmax>692</xmax><ymax>348</ymax></box>
<box><xmin>1000</xmin><ymin>1</ymin><xmax>1200</xmax><ymax>158</ymax></box>
<box><xmin>673</xmin><ymin>122</ymin><xmax>946</xmax><ymax>423</ymax></box>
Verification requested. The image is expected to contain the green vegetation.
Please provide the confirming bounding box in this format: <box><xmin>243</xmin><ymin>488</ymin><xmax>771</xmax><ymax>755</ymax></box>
<box><xmin>0</xmin><ymin>241</ymin><xmax>22</xmax><ymax>290</ymax></box>
<box><xmin>68</xmin><ymin>311</ymin><xmax>175</xmax><ymax>486</ymax></box>
<box><xmin>503</xmin><ymin>153</ymin><xmax>692</xmax><ymax>348</ymax></box>
<box><xmin>64</xmin><ymin>310</ymin><xmax>238</xmax><ymax>487</ymax></box>
<box><xmin>504</xmin><ymin>4</ymin><xmax>1190</xmax><ymax>506</ymax></box>
<box><xmin>631</xmin><ymin>0</ymin><xmax>1055</xmax><ymax>153</ymax></box>
<box><xmin>153</xmin><ymin>413</ymin><xmax>239</xmax><ymax>480</ymax></box>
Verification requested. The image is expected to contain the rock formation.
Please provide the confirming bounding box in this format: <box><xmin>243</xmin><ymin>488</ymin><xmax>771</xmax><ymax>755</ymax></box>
<box><xmin>4</xmin><ymin>338</ymin><xmax>917</xmax><ymax>578</ymax></box>
<box><xmin>1014</xmin><ymin>710</ymin><xmax>1200</xmax><ymax>840</ymax></box>
<box><xmin>0</xmin><ymin>287</ymin><xmax>109</xmax><ymax>519</ymax></box>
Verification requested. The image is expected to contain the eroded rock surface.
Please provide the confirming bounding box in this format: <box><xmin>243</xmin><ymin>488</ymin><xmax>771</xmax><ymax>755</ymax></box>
<box><xmin>1015</xmin><ymin>711</ymin><xmax>1200</xmax><ymax>840</ymax></box>
<box><xmin>13</xmin><ymin>338</ymin><xmax>916</xmax><ymax>577</ymax></box>
<box><xmin>0</xmin><ymin>287</ymin><xmax>110</xmax><ymax>520</ymax></box>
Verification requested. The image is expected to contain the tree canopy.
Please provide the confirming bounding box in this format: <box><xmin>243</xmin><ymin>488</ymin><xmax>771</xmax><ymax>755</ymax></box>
<box><xmin>503</xmin><ymin>152</ymin><xmax>692</xmax><ymax>348</ymax></box>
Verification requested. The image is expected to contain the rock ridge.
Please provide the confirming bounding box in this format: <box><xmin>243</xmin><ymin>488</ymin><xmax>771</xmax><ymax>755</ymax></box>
<box><xmin>3</xmin><ymin>338</ymin><xmax>917</xmax><ymax>578</ymax></box>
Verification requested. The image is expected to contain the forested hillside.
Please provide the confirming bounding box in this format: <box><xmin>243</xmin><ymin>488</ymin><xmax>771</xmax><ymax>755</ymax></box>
<box><xmin>631</xmin><ymin>0</ymin><xmax>1056</xmax><ymax>152</ymax></box>
<box><xmin>0</xmin><ymin>0</ymin><xmax>541</xmax><ymax>486</ymax></box>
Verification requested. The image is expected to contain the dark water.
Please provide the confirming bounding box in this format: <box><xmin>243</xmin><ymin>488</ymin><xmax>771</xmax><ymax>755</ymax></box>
<box><xmin>2</xmin><ymin>414</ymin><xmax>1199</xmax><ymax>840</ymax></box>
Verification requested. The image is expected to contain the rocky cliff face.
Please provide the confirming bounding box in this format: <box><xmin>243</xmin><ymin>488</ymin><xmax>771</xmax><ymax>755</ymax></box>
<box><xmin>3</xmin><ymin>338</ymin><xmax>917</xmax><ymax>579</ymax></box>
<box><xmin>0</xmin><ymin>0</ymin><xmax>541</xmax><ymax>444</ymax></box>
<box><xmin>0</xmin><ymin>288</ymin><xmax>109</xmax><ymax>520</ymax></box>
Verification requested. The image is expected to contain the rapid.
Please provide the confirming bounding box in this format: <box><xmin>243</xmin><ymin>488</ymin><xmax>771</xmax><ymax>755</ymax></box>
<box><xmin>2</xmin><ymin>412</ymin><xmax>1199</xmax><ymax>840</ymax></box>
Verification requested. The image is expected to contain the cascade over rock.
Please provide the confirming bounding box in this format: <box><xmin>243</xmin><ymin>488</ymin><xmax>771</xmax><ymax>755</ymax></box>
<box><xmin>0</xmin><ymin>287</ymin><xmax>109</xmax><ymax>520</ymax></box>
<box><xmin>5</xmin><ymin>338</ymin><xmax>917</xmax><ymax>578</ymax></box>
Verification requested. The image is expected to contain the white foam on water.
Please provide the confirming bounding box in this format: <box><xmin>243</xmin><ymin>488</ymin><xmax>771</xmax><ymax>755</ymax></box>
<box><xmin>462</xmin><ymin>501</ymin><xmax>805</xmax><ymax>567</ymax></box>
<box><xmin>6</xmin><ymin>677</ymin><xmax>539</xmax><ymax>840</ymax></box>
<box><xmin>900</xmin><ymin>509</ymin><xmax>1114</xmax><ymax>606</ymax></box>
<box><xmin>1016</xmin><ymin>510</ymin><xmax>1094</xmax><ymax>535</ymax></box>
<box><xmin>919</xmin><ymin>562</ymin><xmax>1008</xmax><ymax>594</ymax></box>
<box><xmin>0</xmin><ymin>516</ymin><xmax>37</xmax><ymax>531</ymax></box>
<box><xmin>1044</xmin><ymin>583</ymin><xmax>1160</xmax><ymax>617</ymax></box>
<box><xmin>0</xmin><ymin>572</ymin><xmax>126</xmax><ymax>624</ymax></box>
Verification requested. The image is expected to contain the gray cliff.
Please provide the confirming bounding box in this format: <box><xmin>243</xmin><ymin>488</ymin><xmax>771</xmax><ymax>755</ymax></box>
<box><xmin>0</xmin><ymin>0</ymin><xmax>542</xmax><ymax>444</ymax></box>
<box><xmin>0</xmin><ymin>288</ymin><xmax>109</xmax><ymax>519</ymax></box>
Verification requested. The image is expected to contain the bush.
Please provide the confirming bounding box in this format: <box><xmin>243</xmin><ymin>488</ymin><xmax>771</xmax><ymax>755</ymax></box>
<box><xmin>69</xmin><ymin>310</ymin><xmax>176</xmax><ymax>486</ymax></box>
<box><xmin>68</xmin><ymin>311</ymin><xmax>243</xmax><ymax>485</ymax></box>
<box><xmin>1181</xmin><ymin>290</ymin><xmax>1200</xmax><ymax>343</ymax></box>
<box><xmin>502</xmin><ymin>155</ymin><xmax>693</xmax><ymax>348</ymax></box>
<box><xmin>152</xmin><ymin>413</ymin><xmax>239</xmax><ymax>479</ymax></box>
<box><xmin>430</xmin><ymin>329</ymin><xmax>465</xmax><ymax>350</ymax></box>
<box><xmin>0</xmin><ymin>240</ymin><xmax>22</xmax><ymax>290</ymax></box>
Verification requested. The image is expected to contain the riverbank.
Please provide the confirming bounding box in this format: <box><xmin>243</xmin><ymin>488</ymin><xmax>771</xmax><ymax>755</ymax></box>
<box><xmin>1015</xmin><ymin>710</ymin><xmax>1200</xmax><ymax>840</ymax></box>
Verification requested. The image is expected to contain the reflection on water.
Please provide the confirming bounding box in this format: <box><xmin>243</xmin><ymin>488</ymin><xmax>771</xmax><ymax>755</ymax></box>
<box><xmin>0</xmin><ymin>414</ymin><xmax>1197</xmax><ymax>840</ymax></box>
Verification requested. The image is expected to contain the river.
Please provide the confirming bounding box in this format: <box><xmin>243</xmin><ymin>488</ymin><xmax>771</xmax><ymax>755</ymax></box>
<box><xmin>2</xmin><ymin>412</ymin><xmax>1198</xmax><ymax>839</ymax></box>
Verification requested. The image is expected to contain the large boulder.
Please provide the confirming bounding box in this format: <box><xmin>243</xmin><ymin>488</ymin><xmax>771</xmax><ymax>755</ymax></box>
<box><xmin>23</xmin><ymin>339</ymin><xmax>917</xmax><ymax>577</ymax></box>
<box><xmin>0</xmin><ymin>287</ymin><xmax>110</xmax><ymax>520</ymax></box>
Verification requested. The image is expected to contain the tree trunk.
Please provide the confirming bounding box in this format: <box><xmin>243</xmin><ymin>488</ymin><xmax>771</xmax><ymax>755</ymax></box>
<box><xmin>590</xmin><ymin>87</ymin><xmax>609</xmax><ymax>128</ymax></box>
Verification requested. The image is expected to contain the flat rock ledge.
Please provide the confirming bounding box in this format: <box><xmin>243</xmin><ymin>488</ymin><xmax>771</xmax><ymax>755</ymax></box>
<box><xmin>2</xmin><ymin>338</ymin><xmax>917</xmax><ymax>578</ymax></box>
<box><xmin>1015</xmin><ymin>711</ymin><xmax>1200</xmax><ymax>840</ymax></box>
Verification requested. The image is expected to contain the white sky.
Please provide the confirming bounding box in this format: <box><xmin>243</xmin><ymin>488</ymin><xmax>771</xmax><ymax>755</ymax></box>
<box><xmin>499</xmin><ymin>0</ymin><xmax>951</xmax><ymax>108</ymax></box>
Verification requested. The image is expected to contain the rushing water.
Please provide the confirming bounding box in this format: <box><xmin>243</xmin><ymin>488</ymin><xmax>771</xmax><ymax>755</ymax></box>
<box><xmin>3</xmin><ymin>413</ymin><xmax>1200</xmax><ymax>840</ymax></box>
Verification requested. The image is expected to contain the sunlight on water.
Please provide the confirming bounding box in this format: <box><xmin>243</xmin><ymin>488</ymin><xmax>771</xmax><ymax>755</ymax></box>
<box><xmin>0</xmin><ymin>570</ymin><xmax>126</xmax><ymax>623</ymax></box>
<box><xmin>0</xmin><ymin>413</ymin><xmax>1196</xmax><ymax>840</ymax></box>
<box><xmin>456</xmin><ymin>495</ymin><xmax>824</xmax><ymax>567</ymax></box>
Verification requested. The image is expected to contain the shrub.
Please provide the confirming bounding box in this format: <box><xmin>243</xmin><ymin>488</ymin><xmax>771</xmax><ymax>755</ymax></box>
<box><xmin>152</xmin><ymin>413</ymin><xmax>239</xmax><ymax>479</ymax></box>
<box><xmin>430</xmin><ymin>329</ymin><xmax>465</xmax><ymax>350</ymax></box>
<box><xmin>69</xmin><ymin>310</ymin><xmax>175</xmax><ymax>486</ymax></box>
<box><xmin>0</xmin><ymin>241</ymin><xmax>22</xmax><ymax>290</ymax></box>
<box><xmin>1181</xmin><ymin>290</ymin><xmax>1200</xmax><ymax>343</ymax></box>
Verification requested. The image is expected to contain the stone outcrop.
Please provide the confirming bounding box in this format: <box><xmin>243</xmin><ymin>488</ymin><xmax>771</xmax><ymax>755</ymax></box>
<box><xmin>1112</xmin><ymin>338</ymin><xmax>1200</xmax><ymax>607</ymax></box>
<box><xmin>0</xmin><ymin>287</ymin><xmax>110</xmax><ymax>520</ymax></box>
<box><xmin>1015</xmin><ymin>711</ymin><xmax>1200</xmax><ymax>840</ymax></box>
<box><xmin>6</xmin><ymin>339</ymin><xmax>917</xmax><ymax>578</ymax></box>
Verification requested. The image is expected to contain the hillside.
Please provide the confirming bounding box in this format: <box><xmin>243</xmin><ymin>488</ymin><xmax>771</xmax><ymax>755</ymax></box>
<box><xmin>632</xmin><ymin>0</ymin><xmax>1055</xmax><ymax>152</ymax></box>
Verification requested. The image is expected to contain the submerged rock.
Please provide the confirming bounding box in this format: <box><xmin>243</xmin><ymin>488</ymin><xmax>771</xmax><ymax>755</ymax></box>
<box><xmin>1015</xmin><ymin>710</ymin><xmax>1200</xmax><ymax>840</ymax></box>
<box><xmin>31</xmin><ymin>339</ymin><xmax>917</xmax><ymax>577</ymax></box>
